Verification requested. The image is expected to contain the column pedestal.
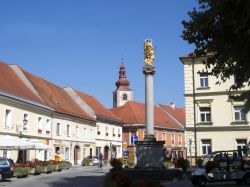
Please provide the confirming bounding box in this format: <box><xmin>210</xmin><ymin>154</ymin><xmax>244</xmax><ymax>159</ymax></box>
<box><xmin>135</xmin><ymin>139</ymin><xmax>165</xmax><ymax>169</ymax></box>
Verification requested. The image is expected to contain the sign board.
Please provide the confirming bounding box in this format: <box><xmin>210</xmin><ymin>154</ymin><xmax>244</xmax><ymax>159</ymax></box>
<box><xmin>123</xmin><ymin>150</ymin><xmax>129</xmax><ymax>157</ymax></box>
<box><xmin>123</xmin><ymin>142</ymin><xmax>127</xmax><ymax>148</ymax></box>
<box><xmin>131</xmin><ymin>136</ymin><xmax>138</xmax><ymax>144</ymax></box>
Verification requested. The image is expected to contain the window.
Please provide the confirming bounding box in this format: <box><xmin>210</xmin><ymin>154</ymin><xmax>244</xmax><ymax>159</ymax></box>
<box><xmin>201</xmin><ymin>139</ymin><xmax>211</xmax><ymax>155</ymax></box>
<box><xmin>171</xmin><ymin>133</ymin><xmax>175</xmax><ymax>145</ymax></box>
<box><xmin>90</xmin><ymin>129</ymin><xmax>93</xmax><ymax>139</ymax></box>
<box><xmin>76</xmin><ymin>126</ymin><xmax>79</xmax><ymax>138</ymax></box>
<box><xmin>113</xmin><ymin>128</ymin><xmax>115</xmax><ymax>137</ymax></box>
<box><xmin>178</xmin><ymin>134</ymin><xmax>182</xmax><ymax>145</ymax></box>
<box><xmin>46</xmin><ymin>119</ymin><xmax>51</xmax><ymax>134</ymax></box>
<box><xmin>97</xmin><ymin>125</ymin><xmax>100</xmax><ymax>135</ymax></box>
<box><xmin>56</xmin><ymin>123</ymin><xmax>60</xmax><ymax>136</ymax></box>
<box><xmin>118</xmin><ymin>129</ymin><xmax>121</xmax><ymax>137</ymax></box>
<box><xmin>200</xmin><ymin>107</ymin><xmax>211</xmax><ymax>122</ymax></box>
<box><xmin>200</xmin><ymin>73</ymin><xmax>209</xmax><ymax>87</ymax></box>
<box><xmin>4</xmin><ymin>109</ymin><xmax>12</xmax><ymax>128</ymax></box>
<box><xmin>123</xmin><ymin>94</ymin><xmax>127</xmax><ymax>100</ymax></box>
<box><xmin>106</xmin><ymin>127</ymin><xmax>109</xmax><ymax>136</ymax></box>
<box><xmin>67</xmin><ymin>125</ymin><xmax>70</xmax><ymax>136</ymax></box>
<box><xmin>234</xmin><ymin>106</ymin><xmax>246</xmax><ymax>121</ymax></box>
<box><xmin>236</xmin><ymin>139</ymin><xmax>247</xmax><ymax>150</ymax></box>
<box><xmin>83</xmin><ymin>128</ymin><xmax>87</xmax><ymax>138</ymax></box>
<box><xmin>23</xmin><ymin>113</ymin><xmax>28</xmax><ymax>131</ymax></box>
<box><xmin>162</xmin><ymin>131</ymin><xmax>166</xmax><ymax>141</ymax></box>
<box><xmin>38</xmin><ymin>117</ymin><xmax>43</xmax><ymax>133</ymax></box>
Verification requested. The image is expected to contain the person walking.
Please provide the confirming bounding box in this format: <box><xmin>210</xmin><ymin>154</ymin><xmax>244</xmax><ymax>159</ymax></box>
<box><xmin>98</xmin><ymin>153</ymin><xmax>103</xmax><ymax>170</ymax></box>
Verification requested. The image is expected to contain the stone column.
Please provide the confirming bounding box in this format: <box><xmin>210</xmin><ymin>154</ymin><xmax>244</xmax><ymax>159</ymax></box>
<box><xmin>144</xmin><ymin>65</ymin><xmax>156</xmax><ymax>141</ymax></box>
<box><xmin>135</xmin><ymin>39</ymin><xmax>164</xmax><ymax>169</ymax></box>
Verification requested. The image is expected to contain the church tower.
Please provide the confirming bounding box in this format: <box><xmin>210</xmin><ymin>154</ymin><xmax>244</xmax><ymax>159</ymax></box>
<box><xmin>113</xmin><ymin>63</ymin><xmax>133</xmax><ymax>108</ymax></box>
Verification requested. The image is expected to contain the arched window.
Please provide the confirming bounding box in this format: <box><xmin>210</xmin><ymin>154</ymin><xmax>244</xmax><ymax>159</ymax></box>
<box><xmin>123</xmin><ymin>94</ymin><xmax>127</xmax><ymax>100</ymax></box>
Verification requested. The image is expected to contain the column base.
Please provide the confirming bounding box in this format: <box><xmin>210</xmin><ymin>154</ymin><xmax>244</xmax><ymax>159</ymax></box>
<box><xmin>135</xmin><ymin>139</ymin><xmax>165</xmax><ymax>169</ymax></box>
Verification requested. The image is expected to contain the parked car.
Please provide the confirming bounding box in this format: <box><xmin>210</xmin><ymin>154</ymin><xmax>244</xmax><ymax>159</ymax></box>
<box><xmin>191</xmin><ymin>149</ymin><xmax>250</xmax><ymax>186</ymax></box>
<box><xmin>81</xmin><ymin>156</ymin><xmax>100</xmax><ymax>166</ymax></box>
<box><xmin>0</xmin><ymin>157</ymin><xmax>14</xmax><ymax>181</ymax></box>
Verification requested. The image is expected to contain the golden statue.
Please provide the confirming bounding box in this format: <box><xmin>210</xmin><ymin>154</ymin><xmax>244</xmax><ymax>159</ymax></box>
<box><xmin>144</xmin><ymin>39</ymin><xmax>155</xmax><ymax>66</ymax></box>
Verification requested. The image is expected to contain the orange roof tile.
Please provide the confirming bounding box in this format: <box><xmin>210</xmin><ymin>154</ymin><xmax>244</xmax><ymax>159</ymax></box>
<box><xmin>22</xmin><ymin>70</ymin><xmax>95</xmax><ymax>121</ymax></box>
<box><xmin>75</xmin><ymin>90</ymin><xmax>122</xmax><ymax>122</ymax></box>
<box><xmin>110</xmin><ymin>101</ymin><xmax>183</xmax><ymax>130</ymax></box>
<box><xmin>159</xmin><ymin>104</ymin><xmax>186</xmax><ymax>126</ymax></box>
<box><xmin>0</xmin><ymin>61</ymin><xmax>44</xmax><ymax>105</ymax></box>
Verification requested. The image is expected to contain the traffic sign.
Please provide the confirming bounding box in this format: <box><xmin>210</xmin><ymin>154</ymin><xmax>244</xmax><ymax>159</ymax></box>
<box><xmin>131</xmin><ymin>136</ymin><xmax>138</xmax><ymax>144</ymax></box>
<box><xmin>123</xmin><ymin>150</ymin><xmax>129</xmax><ymax>156</ymax></box>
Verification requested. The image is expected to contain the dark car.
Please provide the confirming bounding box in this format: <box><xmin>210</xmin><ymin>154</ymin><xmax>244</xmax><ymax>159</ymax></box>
<box><xmin>0</xmin><ymin>157</ymin><xmax>14</xmax><ymax>181</ymax></box>
<box><xmin>81</xmin><ymin>156</ymin><xmax>100</xmax><ymax>166</ymax></box>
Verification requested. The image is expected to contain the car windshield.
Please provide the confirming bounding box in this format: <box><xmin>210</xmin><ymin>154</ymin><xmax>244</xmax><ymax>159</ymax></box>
<box><xmin>0</xmin><ymin>158</ymin><xmax>9</xmax><ymax>165</ymax></box>
<box><xmin>202</xmin><ymin>153</ymin><xmax>214</xmax><ymax>166</ymax></box>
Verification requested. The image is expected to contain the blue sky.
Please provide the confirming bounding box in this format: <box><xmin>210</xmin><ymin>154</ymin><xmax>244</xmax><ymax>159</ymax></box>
<box><xmin>0</xmin><ymin>0</ymin><xmax>197</xmax><ymax>108</ymax></box>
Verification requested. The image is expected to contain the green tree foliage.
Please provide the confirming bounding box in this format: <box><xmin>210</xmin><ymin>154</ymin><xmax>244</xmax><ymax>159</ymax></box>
<box><xmin>182</xmin><ymin>0</ymin><xmax>250</xmax><ymax>111</ymax></box>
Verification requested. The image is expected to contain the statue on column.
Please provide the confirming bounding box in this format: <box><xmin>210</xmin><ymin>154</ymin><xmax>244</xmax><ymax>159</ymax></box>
<box><xmin>144</xmin><ymin>39</ymin><xmax>155</xmax><ymax>66</ymax></box>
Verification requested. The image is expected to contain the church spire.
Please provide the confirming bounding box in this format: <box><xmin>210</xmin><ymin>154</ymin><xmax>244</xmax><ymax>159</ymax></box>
<box><xmin>113</xmin><ymin>61</ymin><xmax>133</xmax><ymax>108</ymax></box>
<box><xmin>115</xmin><ymin>63</ymin><xmax>130</xmax><ymax>90</ymax></box>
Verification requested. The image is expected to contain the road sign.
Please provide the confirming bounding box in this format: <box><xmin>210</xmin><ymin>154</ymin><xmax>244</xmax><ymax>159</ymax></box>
<box><xmin>131</xmin><ymin>136</ymin><xmax>138</xmax><ymax>144</ymax></box>
<box><xmin>123</xmin><ymin>150</ymin><xmax>129</xmax><ymax>156</ymax></box>
<box><xmin>123</xmin><ymin>142</ymin><xmax>127</xmax><ymax>148</ymax></box>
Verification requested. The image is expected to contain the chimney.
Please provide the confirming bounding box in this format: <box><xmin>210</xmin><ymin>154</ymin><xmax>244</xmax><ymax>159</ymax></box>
<box><xmin>170</xmin><ymin>102</ymin><xmax>175</xmax><ymax>109</ymax></box>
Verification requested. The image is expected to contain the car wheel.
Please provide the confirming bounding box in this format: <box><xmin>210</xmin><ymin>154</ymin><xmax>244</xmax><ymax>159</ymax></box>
<box><xmin>194</xmin><ymin>177</ymin><xmax>206</xmax><ymax>187</ymax></box>
<box><xmin>0</xmin><ymin>172</ymin><xmax>3</xmax><ymax>182</ymax></box>
<box><xmin>244</xmin><ymin>173</ymin><xmax>250</xmax><ymax>184</ymax></box>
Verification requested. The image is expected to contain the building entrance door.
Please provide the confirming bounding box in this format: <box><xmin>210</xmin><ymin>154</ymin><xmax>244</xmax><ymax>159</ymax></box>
<box><xmin>74</xmin><ymin>145</ymin><xmax>80</xmax><ymax>165</ymax></box>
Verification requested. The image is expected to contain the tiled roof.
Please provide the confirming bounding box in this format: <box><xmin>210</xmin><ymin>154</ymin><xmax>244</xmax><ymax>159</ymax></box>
<box><xmin>110</xmin><ymin>101</ymin><xmax>183</xmax><ymax>130</ymax></box>
<box><xmin>159</xmin><ymin>104</ymin><xmax>186</xmax><ymax>126</ymax></box>
<box><xmin>75</xmin><ymin>90</ymin><xmax>122</xmax><ymax>122</ymax></box>
<box><xmin>0</xmin><ymin>61</ymin><xmax>44</xmax><ymax>105</ymax></box>
<box><xmin>22</xmin><ymin>70</ymin><xmax>95</xmax><ymax>122</ymax></box>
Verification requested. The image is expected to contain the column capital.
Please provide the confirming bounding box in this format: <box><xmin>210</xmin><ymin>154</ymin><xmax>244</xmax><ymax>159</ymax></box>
<box><xmin>143</xmin><ymin>65</ymin><xmax>155</xmax><ymax>75</ymax></box>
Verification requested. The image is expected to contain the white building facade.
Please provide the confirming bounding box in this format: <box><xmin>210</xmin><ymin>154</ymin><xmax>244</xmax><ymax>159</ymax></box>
<box><xmin>180</xmin><ymin>55</ymin><xmax>250</xmax><ymax>162</ymax></box>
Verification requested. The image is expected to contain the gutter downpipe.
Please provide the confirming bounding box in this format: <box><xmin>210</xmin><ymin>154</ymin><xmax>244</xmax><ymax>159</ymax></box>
<box><xmin>191</xmin><ymin>56</ymin><xmax>198</xmax><ymax>165</ymax></box>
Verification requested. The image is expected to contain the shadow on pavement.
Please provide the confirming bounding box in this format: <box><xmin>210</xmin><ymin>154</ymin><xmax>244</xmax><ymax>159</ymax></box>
<box><xmin>47</xmin><ymin>175</ymin><xmax>104</xmax><ymax>187</ymax></box>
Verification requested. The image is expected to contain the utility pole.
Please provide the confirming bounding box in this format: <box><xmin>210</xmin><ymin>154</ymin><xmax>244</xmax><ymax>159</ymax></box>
<box><xmin>191</xmin><ymin>56</ymin><xmax>198</xmax><ymax>165</ymax></box>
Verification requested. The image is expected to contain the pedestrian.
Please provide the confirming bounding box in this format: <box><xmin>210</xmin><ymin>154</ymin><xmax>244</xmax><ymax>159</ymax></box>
<box><xmin>98</xmin><ymin>153</ymin><xmax>103</xmax><ymax>170</ymax></box>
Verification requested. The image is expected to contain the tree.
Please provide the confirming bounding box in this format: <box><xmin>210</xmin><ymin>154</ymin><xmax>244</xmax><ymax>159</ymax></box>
<box><xmin>182</xmin><ymin>0</ymin><xmax>250</xmax><ymax>111</ymax></box>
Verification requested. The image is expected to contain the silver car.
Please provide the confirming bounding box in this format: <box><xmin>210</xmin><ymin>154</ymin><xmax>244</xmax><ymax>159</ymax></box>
<box><xmin>81</xmin><ymin>156</ymin><xmax>100</xmax><ymax>166</ymax></box>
